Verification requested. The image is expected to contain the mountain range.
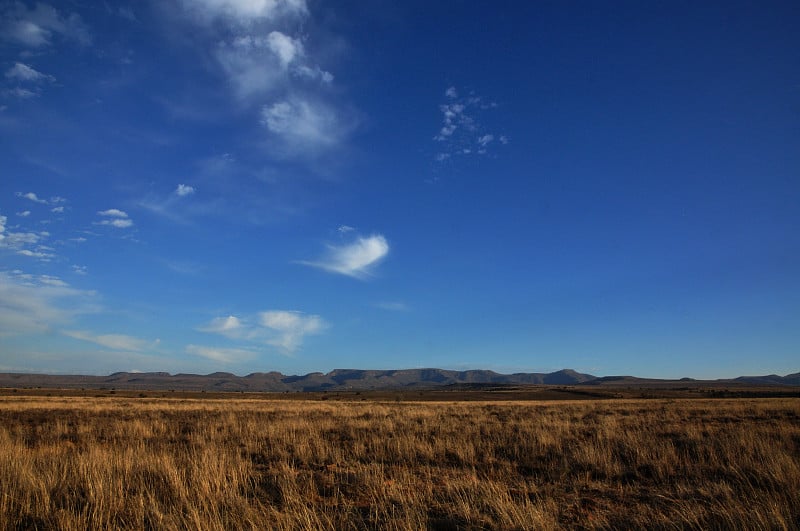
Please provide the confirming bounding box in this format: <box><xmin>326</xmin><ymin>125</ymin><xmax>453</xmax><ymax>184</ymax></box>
<box><xmin>0</xmin><ymin>369</ymin><xmax>798</xmax><ymax>392</ymax></box>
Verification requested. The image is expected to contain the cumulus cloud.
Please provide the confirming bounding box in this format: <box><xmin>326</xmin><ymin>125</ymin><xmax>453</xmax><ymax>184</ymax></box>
<box><xmin>0</xmin><ymin>217</ymin><xmax>54</xmax><ymax>261</ymax></box>
<box><xmin>1</xmin><ymin>3</ymin><xmax>91</xmax><ymax>48</ymax></box>
<box><xmin>298</xmin><ymin>234</ymin><xmax>389</xmax><ymax>279</ymax></box>
<box><xmin>62</xmin><ymin>330</ymin><xmax>157</xmax><ymax>352</ymax></box>
<box><xmin>199</xmin><ymin>310</ymin><xmax>327</xmax><ymax>354</ymax></box>
<box><xmin>96</xmin><ymin>209</ymin><xmax>133</xmax><ymax>228</ymax></box>
<box><xmin>0</xmin><ymin>270</ymin><xmax>97</xmax><ymax>337</ymax></box>
<box><xmin>98</xmin><ymin>208</ymin><xmax>128</xmax><ymax>218</ymax></box>
<box><xmin>17</xmin><ymin>210</ymin><xmax>30</xmax><ymax>217</ymax></box>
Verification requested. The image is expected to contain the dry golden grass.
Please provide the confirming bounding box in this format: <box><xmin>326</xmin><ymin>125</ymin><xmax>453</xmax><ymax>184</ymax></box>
<box><xmin>0</xmin><ymin>396</ymin><xmax>798</xmax><ymax>530</ymax></box>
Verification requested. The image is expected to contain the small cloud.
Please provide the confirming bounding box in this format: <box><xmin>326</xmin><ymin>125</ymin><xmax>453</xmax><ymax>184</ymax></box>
<box><xmin>5</xmin><ymin>63</ymin><xmax>55</xmax><ymax>83</ymax></box>
<box><xmin>97</xmin><ymin>219</ymin><xmax>133</xmax><ymax>228</ymax></box>
<box><xmin>261</xmin><ymin>98</ymin><xmax>352</xmax><ymax>155</ymax></box>
<box><xmin>337</xmin><ymin>225</ymin><xmax>355</xmax><ymax>234</ymax></box>
<box><xmin>258</xmin><ymin>310</ymin><xmax>327</xmax><ymax>352</ymax></box>
<box><xmin>3</xmin><ymin>87</ymin><xmax>39</xmax><ymax>99</ymax></box>
<box><xmin>17</xmin><ymin>249</ymin><xmax>54</xmax><ymax>260</ymax></box>
<box><xmin>17</xmin><ymin>211</ymin><xmax>31</xmax><ymax>217</ymax></box>
<box><xmin>199</xmin><ymin>315</ymin><xmax>245</xmax><ymax>339</ymax></box>
<box><xmin>96</xmin><ymin>209</ymin><xmax>133</xmax><ymax>228</ymax></box>
<box><xmin>71</xmin><ymin>265</ymin><xmax>87</xmax><ymax>275</ymax></box>
<box><xmin>298</xmin><ymin>234</ymin><xmax>389</xmax><ymax>279</ymax></box>
<box><xmin>445</xmin><ymin>86</ymin><xmax>458</xmax><ymax>98</ymax></box>
<box><xmin>198</xmin><ymin>310</ymin><xmax>327</xmax><ymax>354</ymax></box>
<box><xmin>51</xmin><ymin>206</ymin><xmax>64</xmax><ymax>213</ymax></box>
<box><xmin>17</xmin><ymin>191</ymin><xmax>47</xmax><ymax>204</ymax></box>
<box><xmin>175</xmin><ymin>184</ymin><xmax>195</xmax><ymax>197</ymax></box>
<box><xmin>477</xmin><ymin>134</ymin><xmax>494</xmax><ymax>147</ymax></box>
<box><xmin>62</xmin><ymin>330</ymin><xmax>155</xmax><ymax>352</ymax></box>
<box><xmin>97</xmin><ymin>208</ymin><xmax>128</xmax><ymax>218</ymax></box>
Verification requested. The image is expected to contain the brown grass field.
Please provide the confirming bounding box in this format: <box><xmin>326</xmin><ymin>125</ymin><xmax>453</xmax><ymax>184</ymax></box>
<box><xmin>1</xmin><ymin>394</ymin><xmax>798</xmax><ymax>530</ymax></box>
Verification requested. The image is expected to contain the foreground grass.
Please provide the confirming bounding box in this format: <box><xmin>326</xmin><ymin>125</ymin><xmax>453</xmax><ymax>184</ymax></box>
<box><xmin>0</xmin><ymin>397</ymin><xmax>798</xmax><ymax>530</ymax></box>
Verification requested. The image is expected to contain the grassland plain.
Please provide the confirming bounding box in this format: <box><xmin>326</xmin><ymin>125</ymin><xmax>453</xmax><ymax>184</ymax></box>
<box><xmin>0</xmin><ymin>396</ymin><xmax>798</xmax><ymax>530</ymax></box>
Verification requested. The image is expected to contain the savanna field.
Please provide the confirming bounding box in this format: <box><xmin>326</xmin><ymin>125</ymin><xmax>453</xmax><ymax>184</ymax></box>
<box><xmin>1</xmin><ymin>395</ymin><xmax>798</xmax><ymax>530</ymax></box>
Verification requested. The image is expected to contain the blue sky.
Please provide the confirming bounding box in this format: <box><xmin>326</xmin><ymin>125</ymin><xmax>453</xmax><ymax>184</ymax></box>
<box><xmin>1</xmin><ymin>0</ymin><xmax>798</xmax><ymax>378</ymax></box>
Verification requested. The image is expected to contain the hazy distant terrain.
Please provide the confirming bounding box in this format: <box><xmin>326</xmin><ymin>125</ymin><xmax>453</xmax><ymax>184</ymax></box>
<box><xmin>1</xmin><ymin>368</ymin><xmax>798</xmax><ymax>393</ymax></box>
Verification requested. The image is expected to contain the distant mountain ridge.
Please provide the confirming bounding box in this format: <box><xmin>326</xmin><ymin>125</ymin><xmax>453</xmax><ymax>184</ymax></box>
<box><xmin>0</xmin><ymin>368</ymin><xmax>798</xmax><ymax>392</ymax></box>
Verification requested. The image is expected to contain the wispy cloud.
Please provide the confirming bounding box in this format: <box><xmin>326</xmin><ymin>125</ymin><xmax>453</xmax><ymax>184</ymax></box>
<box><xmin>261</xmin><ymin>97</ymin><xmax>353</xmax><ymax>155</ymax></box>
<box><xmin>433</xmin><ymin>86</ymin><xmax>508</xmax><ymax>162</ymax></box>
<box><xmin>62</xmin><ymin>330</ymin><xmax>158</xmax><ymax>352</ymax></box>
<box><xmin>15</xmin><ymin>192</ymin><xmax>66</xmax><ymax>206</ymax></box>
<box><xmin>198</xmin><ymin>310</ymin><xmax>327</xmax><ymax>354</ymax></box>
<box><xmin>5</xmin><ymin>63</ymin><xmax>55</xmax><ymax>83</ymax></box>
<box><xmin>17</xmin><ymin>191</ymin><xmax>47</xmax><ymax>204</ymax></box>
<box><xmin>1</xmin><ymin>2</ymin><xmax>91</xmax><ymax>48</ymax></box>
<box><xmin>185</xmin><ymin>344</ymin><xmax>257</xmax><ymax>363</ymax></box>
<box><xmin>0</xmin><ymin>270</ymin><xmax>97</xmax><ymax>337</ymax></box>
<box><xmin>298</xmin><ymin>234</ymin><xmax>389</xmax><ymax>279</ymax></box>
<box><xmin>174</xmin><ymin>0</ymin><xmax>353</xmax><ymax>161</ymax></box>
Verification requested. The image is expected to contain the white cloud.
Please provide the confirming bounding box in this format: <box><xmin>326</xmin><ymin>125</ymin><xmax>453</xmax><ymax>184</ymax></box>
<box><xmin>71</xmin><ymin>265</ymin><xmax>88</xmax><ymax>275</ymax></box>
<box><xmin>267</xmin><ymin>31</ymin><xmax>302</xmax><ymax>68</ymax></box>
<box><xmin>180</xmin><ymin>0</ymin><xmax>307</xmax><ymax>24</ymax></box>
<box><xmin>432</xmin><ymin>87</ymin><xmax>508</xmax><ymax>162</ymax></box>
<box><xmin>298</xmin><ymin>234</ymin><xmax>389</xmax><ymax>279</ymax></box>
<box><xmin>62</xmin><ymin>330</ymin><xmax>155</xmax><ymax>352</ymax></box>
<box><xmin>0</xmin><ymin>219</ymin><xmax>53</xmax><ymax>260</ymax></box>
<box><xmin>199</xmin><ymin>315</ymin><xmax>246</xmax><ymax>339</ymax></box>
<box><xmin>96</xmin><ymin>209</ymin><xmax>133</xmax><ymax>228</ymax></box>
<box><xmin>258</xmin><ymin>310</ymin><xmax>326</xmax><ymax>351</ymax></box>
<box><xmin>5</xmin><ymin>63</ymin><xmax>54</xmax><ymax>83</ymax></box>
<box><xmin>97</xmin><ymin>219</ymin><xmax>133</xmax><ymax>228</ymax></box>
<box><xmin>337</xmin><ymin>225</ymin><xmax>355</xmax><ymax>234</ymax></box>
<box><xmin>18</xmin><ymin>191</ymin><xmax>48</xmax><ymax>204</ymax></box>
<box><xmin>51</xmin><ymin>206</ymin><xmax>64</xmax><ymax>213</ymax></box>
<box><xmin>477</xmin><ymin>134</ymin><xmax>494</xmax><ymax>146</ymax></box>
<box><xmin>17</xmin><ymin>210</ymin><xmax>30</xmax><ymax>217</ymax></box>
<box><xmin>97</xmin><ymin>208</ymin><xmax>128</xmax><ymax>218</ymax></box>
<box><xmin>17</xmin><ymin>249</ymin><xmax>54</xmax><ymax>260</ymax></box>
<box><xmin>199</xmin><ymin>310</ymin><xmax>327</xmax><ymax>354</ymax></box>
<box><xmin>261</xmin><ymin>97</ymin><xmax>351</xmax><ymax>154</ymax></box>
<box><xmin>175</xmin><ymin>184</ymin><xmax>196</xmax><ymax>196</ymax></box>
<box><xmin>0</xmin><ymin>270</ymin><xmax>97</xmax><ymax>337</ymax></box>
<box><xmin>3</xmin><ymin>87</ymin><xmax>38</xmax><ymax>99</ymax></box>
<box><xmin>186</xmin><ymin>344</ymin><xmax>257</xmax><ymax>363</ymax></box>
<box><xmin>1</xmin><ymin>3</ymin><xmax>91</xmax><ymax>48</ymax></box>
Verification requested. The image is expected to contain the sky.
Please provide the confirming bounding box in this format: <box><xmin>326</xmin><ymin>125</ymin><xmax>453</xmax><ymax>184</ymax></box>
<box><xmin>0</xmin><ymin>0</ymin><xmax>798</xmax><ymax>379</ymax></box>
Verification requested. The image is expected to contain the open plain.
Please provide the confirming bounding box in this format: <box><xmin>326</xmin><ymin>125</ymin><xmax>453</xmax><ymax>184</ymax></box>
<box><xmin>1</xmin><ymin>393</ymin><xmax>798</xmax><ymax>530</ymax></box>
